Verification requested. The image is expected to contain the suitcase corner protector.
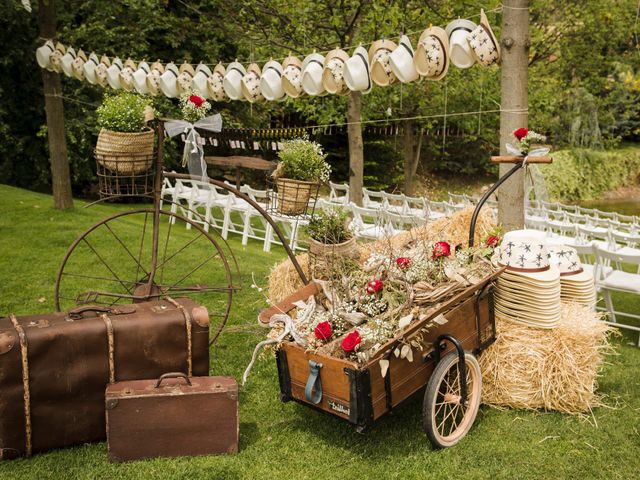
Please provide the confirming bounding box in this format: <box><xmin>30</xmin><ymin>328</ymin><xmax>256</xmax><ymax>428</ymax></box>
<box><xmin>106</xmin><ymin>398</ymin><xmax>119</xmax><ymax>410</ymax></box>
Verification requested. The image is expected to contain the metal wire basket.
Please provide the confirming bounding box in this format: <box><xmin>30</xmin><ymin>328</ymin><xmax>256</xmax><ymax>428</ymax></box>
<box><xmin>95</xmin><ymin>151</ymin><xmax>156</xmax><ymax>198</ymax></box>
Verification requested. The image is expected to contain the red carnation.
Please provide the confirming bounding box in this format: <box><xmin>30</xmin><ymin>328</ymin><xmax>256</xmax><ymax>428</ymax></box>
<box><xmin>341</xmin><ymin>330</ymin><xmax>362</xmax><ymax>353</ymax></box>
<box><xmin>366</xmin><ymin>279</ymin><xmax>384</xmax><ymax>295</ymax></box>
<box><xmin>396</xmin><ymin>257</ymin><xmax>411</xmax><ymax>269</ymax></box>
<box><xmin>432</xmin><ymin>241</ymin><xmax>451</xmax><ymax>260</ymax></box>
<box><xmin>314</xmin><ymin>321</ymin><xmax>333</xmax><ymax>341</ymax></box>
<box><xmin>513</xmin><ymin>127</ymin><xmax>529</xmax><ymax>141</ymax></box>
<box><xmin>486</xmin><ymin>235</ymin><xmax>500</xmax><ymax>248</ymax></box>
<box><xmin>189</xmin><ymin>95</ymin><xmax>205</xmax><ymax>107</ymax></box>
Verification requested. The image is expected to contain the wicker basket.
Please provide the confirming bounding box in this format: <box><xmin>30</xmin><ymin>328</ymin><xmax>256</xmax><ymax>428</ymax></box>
<box><xmin>308</xmin><ymin>236</ymin><xmax>358</xmax><ymax>279</ymax></box>
<box><xmin>308</xmin><ymin>236</ymin><xmax>357</xmax><ymax>257</ymax></box>
<box><xmin>96</xmin><ymin>128</ymin><xmax>155</xmax><ymax>174</ymax></box>
<box><xmin>275</xmin><ymin>178</ymin><xmax>319</xmax><ymax>216</ymax></box>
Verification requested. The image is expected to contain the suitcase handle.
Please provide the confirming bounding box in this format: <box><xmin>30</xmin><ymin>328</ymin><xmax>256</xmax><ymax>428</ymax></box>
<box><xmin>67</xmin><ymin>305</ymin><xmax>136</xmax><ymax>320</ymax></box>
<box><xmin>155</xmin><ymin>372</ymin><xmax>192</xmax><ymax>388</ymax></box>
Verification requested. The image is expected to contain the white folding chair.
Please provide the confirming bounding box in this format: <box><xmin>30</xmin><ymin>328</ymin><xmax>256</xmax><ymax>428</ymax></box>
<box><xmin>328</xmin><ymin>181</ymin><xmax>350</xmax><ymax>205</ymax></box>
<box><xmin>384</xmin><ymin>210</ymin><xmax>426</xmax><ymax>235</ymax></box>
<box><xmin>185</xmin><ymin>180</ymin><xmax>228</xmax><ymax>232</ymax></box>
<box><xmin>362</xmin><ymin>188</ymin><xmax>384</xmax><ymax>209</ymax></box>
<box><xmin>593</xmin><ymin>245</ymin><xmax>640</xmax><ymax>345</ymax></box>
<box><xmin>426</xmin><ymin>200</ymin><xmax>449</xmax><ymax>219</ymax></box>
<box><xmin>383</xmin><ymin>192</ymin><xmax>409</xmax><ymax>214</ymax></box>
<box><xmin>349</xmin><ymin>203</ymin><xmax>386</xmax><ymax>240</ymax></box>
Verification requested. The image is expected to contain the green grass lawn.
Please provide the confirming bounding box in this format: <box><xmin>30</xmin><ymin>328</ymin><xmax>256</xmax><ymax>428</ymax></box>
<box><xmin>0</xmin><ymin>184</ymin><xmax>639</xmax><ymax>480</ymax></box>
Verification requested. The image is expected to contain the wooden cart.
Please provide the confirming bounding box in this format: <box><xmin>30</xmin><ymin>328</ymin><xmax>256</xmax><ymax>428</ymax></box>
<box><xmin>259</xmin><ymin>270</ymin><xmax>499</xmax><ymax>448</ymax></box>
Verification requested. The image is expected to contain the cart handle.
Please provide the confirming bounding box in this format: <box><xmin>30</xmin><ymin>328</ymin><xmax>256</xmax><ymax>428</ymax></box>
<box><xmin>304</xmin><ymin>360</ymin><xmax>323</xmax><ymax>404</ymax></box>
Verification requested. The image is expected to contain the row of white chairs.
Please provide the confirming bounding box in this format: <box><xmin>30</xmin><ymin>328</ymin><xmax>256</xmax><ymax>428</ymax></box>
<box><xmin>527</xmin><ymin>199</ymin><xmax>639</xmax><ymax>228</ymax></box>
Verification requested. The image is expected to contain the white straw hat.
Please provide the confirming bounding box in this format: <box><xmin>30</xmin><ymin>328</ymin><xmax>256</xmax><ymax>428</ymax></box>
<box><xmin>261</xmin><ymin>60</ymin><xmax>286</xmax><ymax>101</ymax></box>
<box><xmin>71</xmin><ymin>49</ymin><xmax>87</xmax><ymax>81</ymax></box>
<box><xmin>369</xmin><ymin>39</ymin><xmax>398</xmax><ymax>86</ymax></box>
<box><xmin>282</xmin><ymin>56</ymin><xmax>304</xmax><ymax>98</ymax></box>
<box><xmin>93</xmin><ymin>55</ymin><xmax>111</xmax><ymax>87</ymax></box>
<box><xmin>146</xmin><ymin>61</ymin><xmax>164</xmax><ymax>96</ymax></box>
<box><xmin>241</xmin><ymin>63</ymin><xmax>264</xmax><ymax>103</ymax></box>
<box><xmin>192</xmin><ymin>64</ymin><xmax>212</xmax><ymax>98</ymax></box>
<box><xmin>106</xmin><ymin>57</ymin><xmax>124</xmax><ymax>90</ymax></box>
<box><xmin>132</xmin><ymin>61</ymin><xmax>151</xmax><ymax>94</ymax></box>
<box><xmin>302</xmin><ymin>52</ymin><xmax>326</xmax><ymax>96</ymax></box>
<box><xmin>223</xmin><ymin>61</ymin><xmax>246</xmax><ymax>100</ymax></box>
<box><xmin>322</xmin><ymin>48</ymin><xmax>350</xmax><ymax>95</ymax></box>
<box><xmin>177</xmin><ymin>63</ymin><xmax>195</xmax><ymax>94</ymax></box>
<box><xmin>159</xmin><ymin>62</ymin><xmax>180</xmax><ymax>97</ymax></box>
<box><xmin>36</xmin><ymin>40</ymin><xmax>56</xmax><ymax>70</ymax></box>
<box><xmin>548</xmin><ymin>246</ymin><xmax>594</xmax><ymax>284</ymax></box>
<box><xmin>389</xmin><ymin>35</ymin><xmax>419</xmax><ymax>84</ymax></box>
<box><xmin>119</xmin><ymin>59</ymin><xmax>137</xmax><ymax>92</ymax></box>
<box><xmin>60</xmin><ymin>47</ymin><xmax>77</xmax><ymax>77</ymax></box>
<box><xmin>207</xmin><ymin>63</ymin><xmax>228</xmax><ymax>101</ymax></box>
<box><xmin>468</xmin><ymin>9</ymin><xmax>501</xmax><ymax>67</ymax></box>
<box><xmin>82</xmin><ymin>53</ymin><xmax>101</xmax><ymax>84</ymax></box>
<box><xmin>445</xmin><ymin>19</ymin><xmax>477</xmax><ymax>69</ymax></box>
<box><xmin>48</xmin><ymin>42</ymin><xmax>66</xmax><ymax>73</ymax></box>
<box><xmin>415</xmin><ymin>27</ymin><xmax>450</xmax><ymax>80</ymax></box>
<box><xmin>495</xmin><ymin>230</ymin><xmax>559</xmax><ymax>283</ymax></box>
<box><xmin>344</xmin><ymin>46</ymin><xmax>372</xmax><ymax>93</ymax></box>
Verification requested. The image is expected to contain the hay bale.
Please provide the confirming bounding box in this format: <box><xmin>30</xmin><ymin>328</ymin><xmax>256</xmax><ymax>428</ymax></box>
<box><xmin>479</xmin><ymin>302</ymin><xmax>616</xmax><ymax>414</ymax></box>
<box><xmin>267</xmin><ymin>207</ymin><xmax>496</xmax><ymax>304</ymax></box>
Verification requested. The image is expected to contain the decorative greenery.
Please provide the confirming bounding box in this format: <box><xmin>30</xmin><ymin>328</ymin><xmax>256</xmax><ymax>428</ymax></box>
<box><xmin>273</xmin><ymin>137</ymin><xmax>331</xmax><ymax>183</ymax></box>
<box><xmin>306</xmin><ymin>208</ymin><xmax>352</xmax><ymax>244</ymax></box>
<box><xmin>96</xmin><ymin>92</ymin><xmax>151</xmax><ymax>133</ymax></box>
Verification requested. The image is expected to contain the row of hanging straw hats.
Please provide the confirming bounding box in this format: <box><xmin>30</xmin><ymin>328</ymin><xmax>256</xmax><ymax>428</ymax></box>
<box><xmin>35</xmin><ymin>10</ymin><xmax>499</xmax><ymax>102</ymax></box>
<box><xmin>493</xmin><ymin>230</ymin><xmax>597</xmax><ymax>329</ymax></box>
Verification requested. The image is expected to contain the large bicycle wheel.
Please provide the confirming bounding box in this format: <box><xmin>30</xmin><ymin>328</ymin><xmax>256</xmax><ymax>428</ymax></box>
<box><xmin>54</xmin><ymin>208</ymin><xmax>240</xmax><ymax>344</ymax></box>
<box><xmin>423</xmin><ymin>351</ymin><xmax>482</xmax><ymax>448</ymax></box>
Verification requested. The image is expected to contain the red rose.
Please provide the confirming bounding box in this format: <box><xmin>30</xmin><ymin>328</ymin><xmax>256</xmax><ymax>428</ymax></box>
<box><xmin>314</xmin><ymin>321</ymin><xmax>333</xmax><ymax>341</ymax></box>
<box><xmin>366</xmin><ymin>279</ymin><xmax>384</xmax><ymax>294</ymax></box>
<box><xmin>395</xmin><ymin>257</ymin><xmax>411</xmax><ymax>269</ymax></box>
<box><xmin>189</xmin><ymin>95</ymin><xmax>205</xmax><ymax>107</ymax></box>
<box><xmin>513</xmin><ymin>128</ymin><xmax>529</xmax><ymax>141</ymax></box>
<box><xmin>486</xmin><ymin>235</ymin><xmax>500</xmax><ymax>248</ymax></box>
<box><xmin>341</xmin><ymin>330</ymin><xmax>362</xmax><ymax>353</ymax></box>
<box><xmin>432</xmin><ymin>241</ymin><xmax>451</xmax><ymax>260</ymax></box>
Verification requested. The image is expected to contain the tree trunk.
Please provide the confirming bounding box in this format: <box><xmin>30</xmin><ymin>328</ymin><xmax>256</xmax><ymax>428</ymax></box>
<box><xmin>39</xmin><ymin>0</ymin><xmax>74</xmax><ymax>210</ymax></box>
<box><xmin>403</xmin><ymin>119</ymin><xmax>422</xmax><ymax>196</ymax></box>
<box><xmin>498</xmin><ymin>0</ymin><xmax>529</xmax><ymax>230</ymax></box>
<box><xmin>346</xmin><ymin>90</ymin><xmax>364</xmax><ymax>205</ymax></box>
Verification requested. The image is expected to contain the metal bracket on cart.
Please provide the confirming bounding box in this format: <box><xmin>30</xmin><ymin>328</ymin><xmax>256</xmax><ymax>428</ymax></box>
<box><xmin>433</xmin><ymin>334</ymin><xmax>468</xmax><ymax>407</ymax></box>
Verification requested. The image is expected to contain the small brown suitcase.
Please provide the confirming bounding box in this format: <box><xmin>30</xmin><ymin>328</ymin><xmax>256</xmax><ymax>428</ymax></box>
<box><xmin>106</xmin><ymin>372</ymin><xmax>238</xmax><ymax>461</ymax></box>
<box><xmin>0</xmin><ymin>298</ymin><xmax>209</xmax><ymax>459</ymax></box>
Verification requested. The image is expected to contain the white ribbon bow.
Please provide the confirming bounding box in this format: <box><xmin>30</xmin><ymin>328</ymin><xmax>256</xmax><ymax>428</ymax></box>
<box><xmin>506</xmin><ymin>143</ymin><xmax>550</xmax><ymax>162</ymax></box>
<box><xmin>164</xmin><ymin>114</ymin><xmax>223</xmax><ymax>180</ymax></box>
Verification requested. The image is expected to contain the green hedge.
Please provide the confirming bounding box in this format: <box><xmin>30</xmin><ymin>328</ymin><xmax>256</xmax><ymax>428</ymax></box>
<box><xmin>543</xmin><ymin>145</ymin><xmax>640</xmax><ymax>201</ymax></box>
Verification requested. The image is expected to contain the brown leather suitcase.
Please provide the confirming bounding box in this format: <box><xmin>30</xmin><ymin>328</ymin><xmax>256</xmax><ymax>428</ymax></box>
<box><xmin>0</xmin><ymin>298</ymin><xmax>209</xmax><ymax>459</ymax></box>
<box><xmin>106</xmin><ymin>372</ymin><xmax>238</xmax><ymax>461</ymax></box>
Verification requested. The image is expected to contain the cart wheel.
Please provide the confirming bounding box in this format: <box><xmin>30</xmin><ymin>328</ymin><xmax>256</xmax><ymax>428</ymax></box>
<box><xmin>423</xmin><ymin>351</ymin><xmax>482</xmax><ymax>448</ymax></box>
<box><xmin>54</xmin><ymin>208</ymin><xmax>239</xmax><ymax>344</ymax></box>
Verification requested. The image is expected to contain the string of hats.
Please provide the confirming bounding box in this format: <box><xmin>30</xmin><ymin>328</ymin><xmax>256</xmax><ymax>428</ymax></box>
<box><xmin>35</xmin><ymin>9</ymin><xmax>500</xmax><ymax>103</ymax></box>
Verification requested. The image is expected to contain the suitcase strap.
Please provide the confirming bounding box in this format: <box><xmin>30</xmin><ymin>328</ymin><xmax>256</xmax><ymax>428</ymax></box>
<box><xmin>100</xmin><ymin>313</ymin><xmax>116</xmax><ymax>383</ymax></box>
<box><xmin>305</xmin><ymin>360</ymin><xmax>323</xmax><ymax>405</ymax></box>
<box><xmin>164</xmin><ymin>297</ymin><xmax>193</xmax><ymax>377</ymax></box>
<box><xmin>9</xmin><ymin>314</ymin><xmax>32</xmax><ymax>457</ymax></box>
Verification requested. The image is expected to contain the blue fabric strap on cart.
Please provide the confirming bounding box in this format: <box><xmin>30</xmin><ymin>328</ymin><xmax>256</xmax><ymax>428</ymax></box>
<box><xmin>304</xmin><ymin>360</ymin><xmax>323</xmax><ymax>404</ymax></box>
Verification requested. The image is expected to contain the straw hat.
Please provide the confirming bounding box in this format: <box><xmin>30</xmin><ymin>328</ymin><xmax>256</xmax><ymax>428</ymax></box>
<box><xmin>548</xmin><ymin>246</ymin><xmax>596</xmax><ymax>306</ymax></box>
<box><xmin>82</xmin><ymin>53</ymin><xmax>100</xmax><ymax>84</ymax></box>
<box><xmin>119</xmin><ymin>59</ymin><xmax>137</xmax><ymax>92</ymax></box>
<box><xmin>223</xmin><ymin>61</ymin><xmax>246</xmax><ymax>100</ymax></box>
<box><xmin>389</xmin><ymin>35</ymin><xmax>419</xmax><ymax>84</ymax></box>
<box><xmin>322</xmin><ymin>48</ymin><xmax>350</xmax><ymax>95</ymax></box>
<box><xmin>282</xmin><ymin>56</ymin><xmax>304</xmax><ymax>98</ymax></box>
<box><xmin>445</xmin><ymin>19</ymin><xmax>477</xmax><ymax>69</ymax></box>
<box><xmin>36</xmin><ymin>40</ymin><xmax>56</xmax><ymax>70</ymax></box>
<box><xmin>48</xmin><ymin>42</ymin><xmax>66</xmax><ymax>73</ymax></box>
<box><xmin>146</xmin><ymin>61</ymin><xmax>165</xmax><ymax>96</ymax></box>
<box><xmin>207</xmin><ymin>63</ymin><xmax>228</xmax><ymax>101</ymax></box>
<box><xmin>60</xmin><ymin>47</ymin><xmax>78</xmax><ymax>77</ymax></box>
<box><xmin>241</xmin><ymin>63</ymin><xmax>264</xmax><ymax>103</ymax></box>
<box><xmin>344</xmin><ymin>46</ymin><xmax>372</xmax><ymax>93</ymax></box>
<box><xmin>132</xmin><ymin>61</ymin><xmax>151</xmax><ymax>94</ymax></box>
<box><xmin>495</xmin><ymin>230</ymin><xmax>559</xmax><ymax>283</ymax></box>
<box><xmin>468</xmin><ymin>9</ymin><xmax>501</xmax><ymax>67</ymax></box>
<box><xmin>415</xmin><ymin>27</ymin><xmax>450</xmax><ymax>80</ymax></box>
<box><xmin>369</xmin><ymin>39</ymin><xmax>397</xmax><ymax>86</ymax></box>
<box><xmin>94</xmin><ymin>55</ymin><xmax>111</xmax><ymax>87</ymax></box>
<box><xmin>261</xmin><ymin>60</ymin><xmax>286</xmax><ymax>101</ymax></box>
<box><xmin>106</xmin><ymin>57</ymin><xmax>124</xmax><ymax>90</ymax></box>
<box><xmin>70</xmin><ymin>49</ymin><xmax>88</xmax><ymax>80</ymax></box>
<box><xmin>159</xmin><ymin>62</ymin><xmax>180</xmax><ymax>97</ymax></box>
<box><xmin>192</xmin><ymin>64</ymin><xmax>212</xmax><ymax>98</ymax></box>
<box><xmin>302</xmin><ymin>52</ymin><xmax>326</xmax><ymax>96</ymax></box>
<box><xmin>177</xmin><ymin>63</ymin><xmax>195</xmax><ymax>94</ymax></box>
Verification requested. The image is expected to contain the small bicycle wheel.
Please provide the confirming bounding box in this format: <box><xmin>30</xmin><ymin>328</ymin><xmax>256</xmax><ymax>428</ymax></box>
<box><xmin>54</xmin><ymin>208</ymin><xmax>239</xmax><ymax>344</ymax></box>
<box><xmin>423</xmin><ymin>351</ymin><xmax>482</xmax><ymax>448</ymax></box>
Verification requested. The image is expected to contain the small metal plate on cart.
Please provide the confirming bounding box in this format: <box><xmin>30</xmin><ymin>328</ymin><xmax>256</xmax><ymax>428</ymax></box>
<box><xmin>433</xmin><ymin>314</ymin><xmax>448</xmax><ymax>326</ymax></box>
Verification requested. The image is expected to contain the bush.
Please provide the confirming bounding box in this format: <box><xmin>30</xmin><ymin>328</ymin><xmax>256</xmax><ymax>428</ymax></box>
<box><xmin>543</xmin><ymin>146</ymin><xmax>640</xmax><ymax>201</ymax></box>
<box><xmin>96</xmin><ymin>92</ymin><xmax>152</xmax><ymax>133</ymax></box>
<box><xmin>307</xmin><ymin>208</ymin><xmax>352</xmax><ymax>244</ymax></box>
<box><xmin>274</xmin><ymin>137</ymin><xmax>330</xmax><ymax>182</ymax></box>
